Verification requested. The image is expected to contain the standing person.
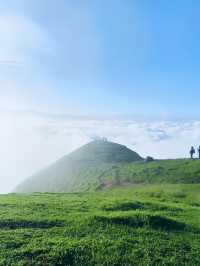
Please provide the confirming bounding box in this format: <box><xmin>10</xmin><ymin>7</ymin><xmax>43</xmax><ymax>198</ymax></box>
<box><xmin>190</xmin><ymin>146</ymin><xmax>195</xmax><ymax>159</ymax></box>
<box><xmin>198</xmin><ymin>146</ymin><xmax>200</xmax><ymax>159</ymax></box>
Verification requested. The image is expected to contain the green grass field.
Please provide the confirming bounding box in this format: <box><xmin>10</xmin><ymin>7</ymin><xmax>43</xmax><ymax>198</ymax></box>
<box><xmin>1</xmin><ymin>184</ymin><xmax>200</xmax><ymax>265</ymax></box>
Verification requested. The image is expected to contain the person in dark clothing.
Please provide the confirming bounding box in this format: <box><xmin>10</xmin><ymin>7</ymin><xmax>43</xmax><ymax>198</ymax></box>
<box><xmin>198</xmin><ymin>146</ymin><xmax>200</xmax><ymax>159</ymax></box>
<box><xmin>190</xmin><ymin>146</ymin><xmax>195</xmax><ymax>159</ymax></box>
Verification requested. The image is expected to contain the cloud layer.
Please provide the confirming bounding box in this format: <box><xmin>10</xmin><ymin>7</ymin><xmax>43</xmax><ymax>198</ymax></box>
<box><xmin>1</xmin><ymin>111</ymin><xmax>200</xmax><ymax>193</ymax></box>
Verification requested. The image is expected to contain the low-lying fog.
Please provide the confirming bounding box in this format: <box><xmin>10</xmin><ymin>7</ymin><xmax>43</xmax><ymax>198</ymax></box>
<box><xmin>0</xmin><ymin>111</ymin><xmax>199</xmax><ymax>193</ymax></box>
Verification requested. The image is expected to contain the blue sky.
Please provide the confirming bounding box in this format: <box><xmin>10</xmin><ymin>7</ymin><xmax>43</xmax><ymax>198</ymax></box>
<box><xmin>0</xmin><ymin>0</ymin><xmax>200</xmax><ymax>118</ymax></box>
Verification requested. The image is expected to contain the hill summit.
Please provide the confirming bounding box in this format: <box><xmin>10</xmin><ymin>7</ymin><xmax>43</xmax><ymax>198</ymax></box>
<box><xmin>14</xmin><ymin>140</ymin><xmax>143</xmax><ymax>193</ymax></box>
<box><xmin>66</xmin><ymin>140</ymin><xmax>143</xmax><ymax>163</ymax></box>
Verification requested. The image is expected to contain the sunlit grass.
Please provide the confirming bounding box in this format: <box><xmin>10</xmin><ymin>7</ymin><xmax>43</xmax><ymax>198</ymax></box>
<box><xmin>0</xmin><ymin>184</ymin><xmax>200</xmax><ymax>265</ymax></box>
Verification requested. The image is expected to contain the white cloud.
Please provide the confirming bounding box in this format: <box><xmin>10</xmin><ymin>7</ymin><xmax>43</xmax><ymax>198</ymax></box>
<box><xmin>0</xmin><ymin>11</ymin><xmax>103</xmax><ymax>114</ymax></box>
<box><xmin>0</xmin><ymin>111</ymin><xmax>200</xmax><ymax>193</ymax></box>
<box><xmin>0</xmin><ymin>13</ymin><xmax>51</xmax><ymax>65</ymax></box>
<box><xmin>0</xmin><ymin>13</ymin><xmax>54</xmax><ymax>112</ymax></box>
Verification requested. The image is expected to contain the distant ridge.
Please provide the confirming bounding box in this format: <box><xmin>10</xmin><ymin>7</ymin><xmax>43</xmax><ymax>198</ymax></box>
<box><xmin>14</xmin><ymin>141</ymin><xmax>143</xmax><ymax>193</ymax></box>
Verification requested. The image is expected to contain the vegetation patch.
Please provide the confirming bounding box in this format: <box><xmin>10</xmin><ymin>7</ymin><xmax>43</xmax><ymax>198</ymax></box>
<box><xmin>171</xmin><ymin>191</ymin><xmax>187</xmax><ymax>198</ymax></box>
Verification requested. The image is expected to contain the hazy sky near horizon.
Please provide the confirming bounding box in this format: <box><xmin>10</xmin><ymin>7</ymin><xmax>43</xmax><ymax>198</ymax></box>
<box><xmin>1</xmin><ymin>111</ymin><xmax>200</xmax><ymax>193</ymax></box>
<box><xmin>1</xmin><ymin>1</ymin><xmax>200</xmax><ymax>193</ymax></box>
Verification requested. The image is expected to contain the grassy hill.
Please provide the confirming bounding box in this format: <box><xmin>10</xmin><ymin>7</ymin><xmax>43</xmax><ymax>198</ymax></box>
<box><xmin>15</xmin><ymin>157</ymin><xmax>200</xmax><ymax>193</ymax></box>
<box><xmin>14</xmin><ymin>140</ymin><xmax>143</xmax><ymax>193</ymax></box>
<box><xmin>14</xmin><ymin>140</ymin><xmax>200</xmax><ymax>193</ymax></box>
<box><xmin>1</xmin><ymin>184</ymin><xmax>200</xmax><ymax>265</ymax></box>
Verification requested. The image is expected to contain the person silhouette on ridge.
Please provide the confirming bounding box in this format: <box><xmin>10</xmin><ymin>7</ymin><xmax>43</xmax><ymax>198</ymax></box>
<box><xmin>190</xmin><ymin>146</ymin><xmax>195</xmax><ymax>159</ymax></box>
<box><xmin>198</xmin><ymin>146</ymin><xmax>200</xmax><ymax>159</ymax></box>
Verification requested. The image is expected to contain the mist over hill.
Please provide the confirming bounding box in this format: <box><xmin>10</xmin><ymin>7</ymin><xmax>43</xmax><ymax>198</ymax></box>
<box><xmin>14</xmin><ymin>140</ymin><xmax>200</xmax><ymax>193</ymax></box>
<box><xmin>14</xmin><ymin>140</ymin><xmax>143</xmax><ymax>193</ymax></box>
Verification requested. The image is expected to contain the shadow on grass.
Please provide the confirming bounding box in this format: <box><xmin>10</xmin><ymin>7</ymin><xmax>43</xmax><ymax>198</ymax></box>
<box><xmin>0</xmin><ymin>220</ymin><xmax>63</xmax><ymax>230</ymax></box>
<box><xmin>103</xmin><ymin>201</ymin><xmax>182</xmax><ymax>213</ymax></box>
<box><xmin>93</xmin><ymin>214</ymin><xmax>188</xmax><ymax>232</ymax></box>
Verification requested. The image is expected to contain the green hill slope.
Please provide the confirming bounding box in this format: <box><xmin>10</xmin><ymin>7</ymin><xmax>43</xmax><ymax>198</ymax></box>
<box><xmin>14</xmin><ymin>140</ymin><xmax>143</xmax><ymax>193</ymax></box>
<box><xmin>99</xmin><ymin>159</ymin><xmax>200</xmax><ymax>186</ymax></box>
<box><xmin>14</xmin><ymin>140</ymin><xmax>200</xmax><ymax>193</ymax></box>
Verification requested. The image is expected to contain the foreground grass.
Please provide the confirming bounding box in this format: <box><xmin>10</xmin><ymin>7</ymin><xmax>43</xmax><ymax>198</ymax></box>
<box><xmin>0</xmin><ymin>184</ymin><xmax>200</xmax><ymax>265</ymax></box>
